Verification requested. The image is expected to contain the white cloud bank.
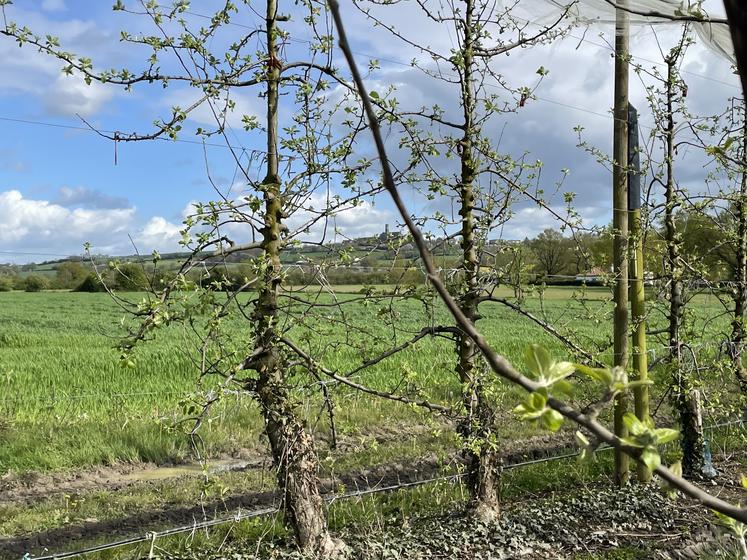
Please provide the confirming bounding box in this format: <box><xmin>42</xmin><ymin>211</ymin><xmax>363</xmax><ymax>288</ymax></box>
<box><xmin>0</xmin><ymin>6</ymin><xmax>117</xmax><ymax>117</ymax></box>
<box><xmin>0</xmin><ymin>189</ymin><xmax>177</xmax><ymax>260</ymax></box>
<box><xmin>0</xmin><ymin>189</ymin><xmax>396</xmax><ymax>263</ymax></box>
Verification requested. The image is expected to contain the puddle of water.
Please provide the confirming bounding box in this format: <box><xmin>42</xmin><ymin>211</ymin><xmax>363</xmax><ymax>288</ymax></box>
<box><xmin>124</xmin><ymin>459</ymin><xmax>254</xmax><ymax>482</ymax></box>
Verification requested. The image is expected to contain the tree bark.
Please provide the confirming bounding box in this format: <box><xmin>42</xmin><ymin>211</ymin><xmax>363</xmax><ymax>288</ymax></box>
<box><xmin>455</xmin><ymin>0</ymin><xmax>501</xmax><ymax>521</ymax></box>
<box><xmin>663</xmin><ymin>58</ymin><xmax>711</xmax><ymax>480</ymax></box>
<box><xmin>250</xmin><ymin>2</ymin><xmax>342</xmax><ymax>555</ymax></box>
<box><xmin>730</xmin><ymin>114</ymin><xmax>747</xmax><ymax>394</ymax></box>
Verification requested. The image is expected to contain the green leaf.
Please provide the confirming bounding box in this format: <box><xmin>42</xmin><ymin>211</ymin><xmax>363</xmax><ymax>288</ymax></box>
<box><xmin>575</xmin><ymin>430</ymin><xmax>589</xmax><ymax>447</ymax></box>
<box><xmin>620</xmin><ymin>436</ymin><xmax>645</xmax><ymax>449</ymax></box>
<box><xmin>640</xmin><ymin>447</ymin><xmax>661</xmax><ymax>472</ymax></box>
<box><xmin>548</xmin><ymin>361</ymin><xmax>575</xmax><ymax>381</ymax></box>
<box><xmin>575</xmin><ymin>363</ymin><xmax>613</xmax><ymax>385</ymax></box>
<box><xmin>552</xmin><ymin>379</ymin><xmax>574</xmax><ymax>396</ymax></box>
<box><xmin>541</xmin><ymin>408</ymin><xmax>564</xmax><ymax>432</ymax></box>
<box><xmin>529</xmin><ymin>391</ymin><xmax>546</xmax><ymax>410</ymax></box>
<box><xmin>654</xmin><ymin>428</ymin><xmax>679</xmax><ymax>445</ymax></box>
<box><xmin>623</xmin><ymin>412</ymin><xmax>646</xmax><ymax>436</ymax></box>
<box><xmin>662</xmin><ymin>461</ymin><xmax>682</xmax><ymax>499</ymax></box>
<box><xmin>626</xmin><ymin>379</ymin><xmax>654</xmax><ymax>389</ymax></box>
<box><xmin>513</xmin><ymin>391</ymin><xmax>547</xmax><ymax>421</ymax></box>
<box><xmin>525</xmin><ymin>344</ymin><xmax>552</xmax><ymax>378</ymax></box>
<box><xmin>713</xmin><ymin>509</ymin><xmax>738</xmax><ymax>530</ymax></box>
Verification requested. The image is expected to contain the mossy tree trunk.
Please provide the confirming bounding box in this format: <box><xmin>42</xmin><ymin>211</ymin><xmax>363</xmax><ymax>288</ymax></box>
<box><xmin>662</xmin><ymin>57</ymin><xmax>709</xmax><ymax>480</ymax></box>
<box><xmin>731</xmin><ymin>116</ymin><xmax>747</xmax><ymax>395</ymax></box>
<box><xmin>249</xmin><ymin>2</ymin><xmax>341</xmax><ymax>555</ymax></box>
<box><xmin>455</xmin><ymin>0</ymin><xmax>501</xmax><ymax>520</ymax></box>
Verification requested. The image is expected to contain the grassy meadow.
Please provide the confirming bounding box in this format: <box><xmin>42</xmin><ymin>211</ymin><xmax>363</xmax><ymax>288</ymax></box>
<box><xmin>0</xmin><ymin>285</ymin><xmax>738</xmax><ymax>475</ymax></box>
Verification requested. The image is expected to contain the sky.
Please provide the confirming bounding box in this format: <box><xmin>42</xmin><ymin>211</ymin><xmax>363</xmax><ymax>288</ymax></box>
<box><xmin>0</xmin><ymin>0</ymin><xmax>741</xmax><ymax>264</ymax></box>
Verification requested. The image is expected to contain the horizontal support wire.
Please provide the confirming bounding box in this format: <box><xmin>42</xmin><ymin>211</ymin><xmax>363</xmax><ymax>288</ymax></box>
<box><xmin>24</xmin><ymin>417</ymin><xmax>746</xmax><ymax>560</ymax></box>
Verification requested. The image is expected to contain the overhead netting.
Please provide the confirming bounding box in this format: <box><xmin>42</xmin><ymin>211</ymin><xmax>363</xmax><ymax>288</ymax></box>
<box><xmin>532</xmin><ymin>0</ymin><xmax>735</xmax><ymax>63</ymax></box>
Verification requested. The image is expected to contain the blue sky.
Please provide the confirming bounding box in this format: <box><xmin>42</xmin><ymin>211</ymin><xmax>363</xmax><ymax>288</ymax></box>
<box><xmin>0</xmin><ymin>0</ymin><xmax>740</xmax><ymax>263</ymax></box>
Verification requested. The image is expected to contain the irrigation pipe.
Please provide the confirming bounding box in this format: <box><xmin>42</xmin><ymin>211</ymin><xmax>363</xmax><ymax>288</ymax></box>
<box><xmin>25</xmin><ymin>417</ymin><xmax>745</xmax><ymax>560</ymax></box>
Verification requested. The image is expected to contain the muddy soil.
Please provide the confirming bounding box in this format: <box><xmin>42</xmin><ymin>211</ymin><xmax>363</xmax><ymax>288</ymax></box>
<box><xmin>0</xmin><ymin>456</ymin><xmax>268</xmax><ymax>505</ymax></box>
<box><xmin>0</xmin><ymin>433</ymin><xmax>580</xmax><ymax>557</ymax></box>
<box><xmin>0</xmin><ymin>422</ymin><xmax>568</xmax><ymax>506</ymax></box>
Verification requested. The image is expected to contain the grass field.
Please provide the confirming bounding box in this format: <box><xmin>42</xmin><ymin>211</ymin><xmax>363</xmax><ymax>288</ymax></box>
<box><xmin>1</xmin><ymin>286</ymin><xmax>746</xmax><ymax>558</ymax></box>
<box><xmin>0</xmin><ymin>285</ymin><xmax>737</xmax><ymax>475</ymax></box>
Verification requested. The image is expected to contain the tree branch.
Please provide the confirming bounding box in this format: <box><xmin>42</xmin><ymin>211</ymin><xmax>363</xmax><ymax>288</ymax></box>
<box><xmin>329</xmin><ymin>0</ymin><xmax>747</xmax><ymax>523</ymax></box>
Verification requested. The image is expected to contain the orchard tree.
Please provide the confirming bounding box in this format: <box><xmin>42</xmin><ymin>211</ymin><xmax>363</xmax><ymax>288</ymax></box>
<box><xmin>690</xmin><ymin>99</ymin><xmax>747</xmax><ymax>397</ymax></box>
<box><xmin>328</xmin><ymin>0</ymin><xmax>747</xmax><ymax>528</ymax></box>
<box><xmin>0</xmin><ymin>1</ymin><xmax>376</xmax><ymax>554</ymax></box>
<box><xmin>637</xmin><ymin>27</ymin><xmax>721</xmax><ymax>479</ymax></box>
<box><xmin>350</xmin><ymin>0</ymin><xmax>574</xmax><ymax>519</ymax></box>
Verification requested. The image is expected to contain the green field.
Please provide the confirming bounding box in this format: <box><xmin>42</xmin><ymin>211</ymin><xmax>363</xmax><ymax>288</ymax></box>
<box><xmin>0</xmin><ymin>286</ymin><xmax>737</xmax><ymax>475</ymax></box>
<box><xmin>1</xmin><ymin>287</ymin><xmax>745</xmax><ymax>558</ymax></box>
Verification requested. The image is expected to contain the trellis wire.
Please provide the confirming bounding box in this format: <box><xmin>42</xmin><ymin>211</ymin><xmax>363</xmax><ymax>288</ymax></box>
<box><xmin>22</xmin><ymin>417</ymin><xmax>745</xmax><ymax>560</ymax></box>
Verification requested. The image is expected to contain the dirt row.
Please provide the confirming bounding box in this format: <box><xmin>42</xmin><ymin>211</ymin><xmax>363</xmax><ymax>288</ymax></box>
<box><xmin>0</xmin><ymin>434</ymin><xmax>578</xmax><ymax>557</ymax></box>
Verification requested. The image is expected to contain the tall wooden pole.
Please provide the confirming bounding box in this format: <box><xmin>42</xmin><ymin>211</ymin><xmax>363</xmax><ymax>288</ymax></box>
<box><xmin>723</xmin><ymin>1</ymin><xmax>747</xmax><ymax>97</ymax></box>
<box><xmin>628</xmin><ymin>105</ymin><xmax>651</xmax><ymax>483</ymax></box>
<box><xmin>613</xmin><ymin>1</ymin><xmax>631</xmax><ymax>486</ymax></box>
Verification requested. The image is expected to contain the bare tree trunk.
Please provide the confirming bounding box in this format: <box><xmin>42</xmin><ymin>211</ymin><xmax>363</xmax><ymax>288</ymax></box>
<box><xmin>731</xmin><ymin>115</ymin><xmax>747</xmax><ymax>394</ymax></box>
<box><xmin>455</xmin><ymin>0</ymin><xmax>500</xmax><ymax>521</ymax></box>
<box><xmin>663</xmin><ymin>58</ymin><xmax>710</xmax><ymax>480</ymax></box>
<box><xmin>249</xmin><ymin>2</ymin><xmax>342</xmax><ymax>554</ymax></box>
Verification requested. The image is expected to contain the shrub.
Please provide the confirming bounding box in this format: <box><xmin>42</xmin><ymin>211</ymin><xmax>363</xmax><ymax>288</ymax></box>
<box><xmin>113</xmin><ymin>263</ymin><xmax>149</xmax><ymax>291</ymax></box>
<box><xmin>0</xmin><ymin>276</ymin><xmax>14</xmax><ymax>291</ymax></box>
<box><xmin>74</xmin><ymin>274</ymin><xmax>106</xmax><ymax>293</ymax></box>
<box><xmin>24</xmin><ymin>274</ymin><xmax>50</xmax><ymax>292</ymax></box>
<box><xmin>54</xmin><ymin>261</ymin><xmax>90</xmax><ymax>290</ymax></box>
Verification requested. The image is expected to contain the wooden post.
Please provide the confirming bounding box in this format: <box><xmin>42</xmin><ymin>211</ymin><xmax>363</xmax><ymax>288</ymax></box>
<box><xmin>613</xmin><ymin>0</ymin><xmax>631</xmax><ymax>486</ymax></box>
<box><xmin>723</xmin><ymin>1</ymin><xmax>747</xmax><ymax>97</ymax></box>
<box><xmin>628</xmin><ymin>104</ymin><xmax>651</xmax><ymax>483</ymax></box>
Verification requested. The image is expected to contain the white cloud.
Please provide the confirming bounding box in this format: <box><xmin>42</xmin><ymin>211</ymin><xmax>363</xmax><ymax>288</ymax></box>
<box><xmin>164</xmin><ymin>87</ymin><xmax>266</xmax><ymax>131</ymax></box>
<box><xmin>41</xmin><ymin>0</ymin><xmax>66</xmax><ymax>12</ymax></box>
<box><xmin>41</xmin><ymin>74</ymin><xmax>114</xmax><ymax>117</ymax></box>
<box><xmin>55</xmin><ymin>186</ymin><xmax>130</xmax><ymax>209</ymax></box>
<box><xmin>0</xmin><ymin>6</ymin><xmax>121</xmax><ymax>117</ymax></box>
<box><xmin>0</xmin><ymin>189</ymin><xmax>132</xmax><ymax>245</ymax></box>
<box><xmin>136</xmin><ymin>216</ymin><xmax>183</xmax><ymax>250</ymax></box>
<box><xmin>285</xmin><ymin>193</ymin><xmax>393</xmax><ymax>242</ymax></box>
<box><xmin>0</xmin><ymin>190</ymin><xmax>188</xmax><ymax>260</ymax></box>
